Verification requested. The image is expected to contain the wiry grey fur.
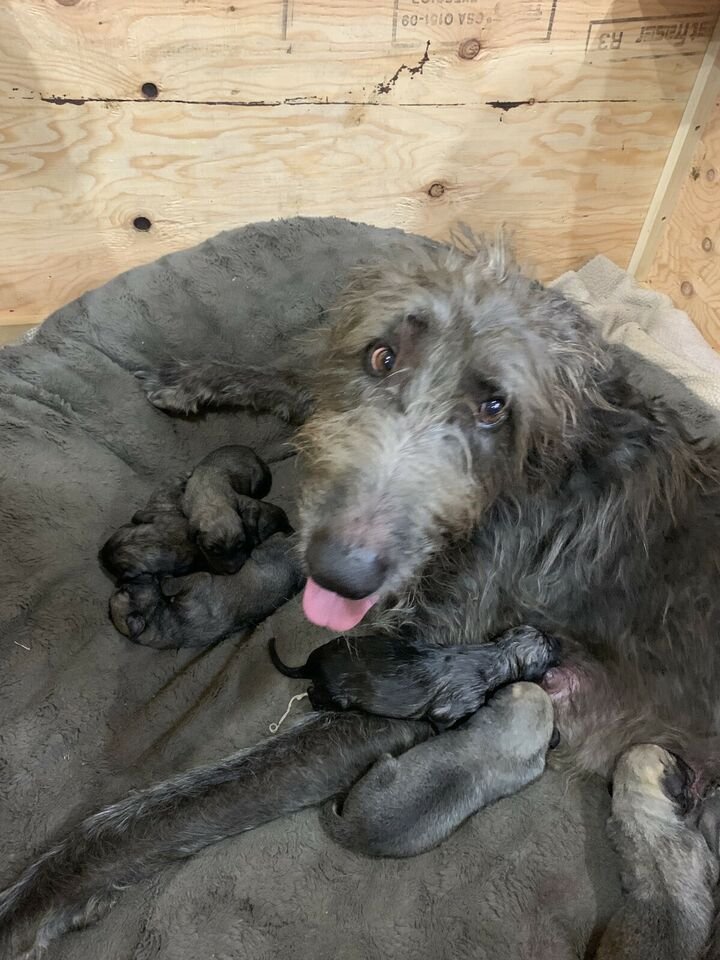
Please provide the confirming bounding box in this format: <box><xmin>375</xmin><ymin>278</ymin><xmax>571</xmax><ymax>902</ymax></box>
<box><xmin>322</xmin><ymin>682</ymin><xmax>554</xmax><ymax>857</ymax></box>
<box><xmin>3</xmin><ymin>237</ymin><xmax>720</xmax><ymax>957</ymax></box>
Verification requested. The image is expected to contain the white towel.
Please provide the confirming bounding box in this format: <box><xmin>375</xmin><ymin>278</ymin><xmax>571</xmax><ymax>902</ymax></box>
<box><xmin>552</xmin><ymin>255</ymin><xmax>720</xmax><ymax>413</ymax></box>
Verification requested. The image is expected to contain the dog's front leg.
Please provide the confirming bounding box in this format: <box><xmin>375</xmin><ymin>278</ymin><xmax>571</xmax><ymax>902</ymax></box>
<box><xmin>594</xmin><ymin>744</ymin><xmax>718</xmax><ymax>960</ymax></box>
<box><xmin>138</xmin><ymin>360</ymin><xmax>315</xmax><ymax>424</ymax></box>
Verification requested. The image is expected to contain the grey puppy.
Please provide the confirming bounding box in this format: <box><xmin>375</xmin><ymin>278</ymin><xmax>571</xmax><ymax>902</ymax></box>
<box><xmin>182</xmin><ymin>445</ymin><xmax>291</xmax><ymax>573</ymax></box>
<box><xmin>100</xmin><ymin>445</ymin><xmax>284</xmax><ymax>580</ymax></box>
<box><xmin>322</xmin><ymin>682</ymin><xmax>554</xmax><ymax>857</ymax></box>
<box><xmin>99</xmin><ymin>476</ymin><xmax>196</xmax><ymax>581</ymax></box>
<box><xmin>109</xmin><ymin>533</ymin><xmax>305</xmax><ymax>648</ymax></box>
<box><xmin>270</xmin><ymin>625</ymin><xmax>559</xmax><ymax>728</ymax></box>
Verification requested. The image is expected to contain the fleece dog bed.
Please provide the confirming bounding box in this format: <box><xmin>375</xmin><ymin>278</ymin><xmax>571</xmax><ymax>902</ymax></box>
<box><xmin>2</xmin><ymin>217</ymin><xmax>717</xmax><ymax>960</ymax></box>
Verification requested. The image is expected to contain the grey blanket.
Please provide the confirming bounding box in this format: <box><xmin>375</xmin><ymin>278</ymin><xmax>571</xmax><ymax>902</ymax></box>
<box><xmin>0</xmin><ymin>217</ymin><xmax>622</xmax><ymax>960</ymax></box>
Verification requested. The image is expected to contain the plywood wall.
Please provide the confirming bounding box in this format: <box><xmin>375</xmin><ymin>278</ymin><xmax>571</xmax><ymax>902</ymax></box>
<box><xmin>0</xmin><ymin>1</ymin><xmax>718</xmax><ymax>328</ymax></box>
<box><xmin>644</xmin><ymin>97</ymin><xmax>720</xmax><ymax>351</ymax></box>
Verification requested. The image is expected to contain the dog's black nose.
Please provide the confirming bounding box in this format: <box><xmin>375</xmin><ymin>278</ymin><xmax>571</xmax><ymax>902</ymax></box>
<box><xmin>306</xmin><ymin>530</ymin><xmax>387</xmax><ymax>599</ymax></box>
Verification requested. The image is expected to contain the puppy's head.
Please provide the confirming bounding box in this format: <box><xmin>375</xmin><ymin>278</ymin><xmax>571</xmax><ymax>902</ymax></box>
<box><xmin>109</xmin><ymin>579</ymin><xmax>162</xmax><ymax>642</ymax></box>
<box><xmin>196</xmin><ymin>516</ymin><xmax>249</xmax><ymax>574</ymax></box>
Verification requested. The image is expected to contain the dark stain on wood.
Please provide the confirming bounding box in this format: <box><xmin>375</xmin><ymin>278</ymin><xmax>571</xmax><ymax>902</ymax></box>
<box><xmin>376</xmin><ymin>41</ymin><xmax>430</xmax><ymax>96</ymax></box>
<box><xmin>488</xmin><ymin>100</ymin><xmax>533</xmax><ymax>112</ymax></box>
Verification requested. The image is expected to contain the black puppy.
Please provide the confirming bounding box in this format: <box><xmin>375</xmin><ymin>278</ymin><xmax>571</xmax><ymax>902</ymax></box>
<box><xmin>101</xmin><ymin>446</ymin><xmax>288</xmax><ymax>580</ymax></box>
<box><xmin>269</xmin><ymin>625</ymin><xmax>560</xmax><ymax>729</ymax></box>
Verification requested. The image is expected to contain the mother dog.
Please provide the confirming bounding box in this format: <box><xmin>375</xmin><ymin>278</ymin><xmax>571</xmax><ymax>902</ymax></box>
<box><xmin>2</xmin><ymin>238</ymin><xmax>720</xmax><ymax>959</ymax></box>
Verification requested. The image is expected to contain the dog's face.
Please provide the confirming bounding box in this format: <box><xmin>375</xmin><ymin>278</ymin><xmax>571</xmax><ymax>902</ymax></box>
<box><xmin>297</xmin><ymin>242</ymin><xmax>607</xmax><ymax>631</ymax></box>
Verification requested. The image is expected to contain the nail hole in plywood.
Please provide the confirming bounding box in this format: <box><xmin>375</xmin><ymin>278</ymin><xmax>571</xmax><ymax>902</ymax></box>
<box><xmin>133</xmin><ymin>216</ymin><xmax>152</xmax><ymax>231</ymax></box>
<box><xmin>141</xmin><ymin>82</ymin><xmax>159</xmax><ymax>99</ymax></box>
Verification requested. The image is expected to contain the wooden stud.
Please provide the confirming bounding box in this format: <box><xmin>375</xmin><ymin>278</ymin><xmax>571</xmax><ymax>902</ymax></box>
<box><xmin>645</xmin><ymin>97</ymin><xmax>720</xmax><ymax>349</ymax></box>
<box><xmin>629</xmin><ymin>12</ymin><xmax>720</xmax><ymax>279</ymax></box>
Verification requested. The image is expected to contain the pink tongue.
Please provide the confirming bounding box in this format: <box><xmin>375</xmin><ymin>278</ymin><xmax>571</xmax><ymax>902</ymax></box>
<box><xmin>302</xmin><ymin>577</ymin><xmax>378</xmax><ymax>631</ymax></box>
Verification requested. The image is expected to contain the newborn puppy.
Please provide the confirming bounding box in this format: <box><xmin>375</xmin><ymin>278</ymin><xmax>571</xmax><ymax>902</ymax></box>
<box><xmin>322</xmin><ymin>682</ymin><xmax>554</xmax><ymax>857</ymax></box>
<box><xmin>109</xmin><ymin>533</ymin><xmax>305</xmax><ymax>648</ymax></box>
<box><xmin>269</xmin><ymin>625</ymin><xmax>559</xmax><ymax>729</ymax></box>
<box><xmin>182</xmin><ymin>446</ymin><xmax>286</xmax><ymax>573</ymax></box>
<box><xmin>99</xmin><ymin>477</ymin><xmax>196</xmax><ymax>581</ymax></box>
<box><xmin>101</xmin><ymin>446</ymin><xmax>288</xmax><ymax>580</ymax></box>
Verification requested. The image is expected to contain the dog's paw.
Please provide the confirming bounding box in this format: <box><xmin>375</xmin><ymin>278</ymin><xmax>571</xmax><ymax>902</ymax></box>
<box><xmin>136</xmin><ymin>364</ymin><xmax>205</xmax><ymax>416</ymax></box>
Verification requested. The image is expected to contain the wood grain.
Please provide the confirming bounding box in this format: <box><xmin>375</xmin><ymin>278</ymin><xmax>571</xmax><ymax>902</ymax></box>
<box><xmin>645</xmin><ymin>98</ymin><xmax>720</xmax><ymax>351</ymax></box>
<box><xmin>1</xmin><ymin>1</ymin><xmax>715</xmax><ymax>105</ymax></box>
<box><xmin>629</xmin><ymin>13</ymin><xmax>720</xmax><ymax>278</ymax></box>
<box><xmin>0</xmin><ymin>97</ymin><xmax>686</xmax><ymax>325</ymax></box>
<box><xmin>0</xmin><ymin>0</ymin><xmax>718</xmax><ymax>326</ymax></box>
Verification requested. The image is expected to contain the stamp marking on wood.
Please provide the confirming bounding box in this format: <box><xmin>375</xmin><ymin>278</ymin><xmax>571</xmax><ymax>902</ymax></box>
<box><xmin>586</xmin><ymin>13</ymin><xmax>716</xmax><ymax>62</ymax></box>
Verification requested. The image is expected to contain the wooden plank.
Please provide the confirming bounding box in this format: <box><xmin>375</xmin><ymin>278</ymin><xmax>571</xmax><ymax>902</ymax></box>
<box><xmin>1</xmin><ymin>1</ymin><xmax>716</xmax><ymax>106</ymax></box>
<box><xmin>644</xmin><ymin>97</ymin><xmax>720</xmax><ymax>350</ymax></box>
<box><xmin>0</xmin><ymin>97</ymin><xmax>684</xmax><ymax>326</ymax></box>
<box><xmin>628</xmin><ymin>12</ymin><xmax>720</xmax><ymax>279</ymax></box>
<box><xmin>1</xmin><ymin>0</ymin><xmax>718</xmax><ymax>326</ymax></box>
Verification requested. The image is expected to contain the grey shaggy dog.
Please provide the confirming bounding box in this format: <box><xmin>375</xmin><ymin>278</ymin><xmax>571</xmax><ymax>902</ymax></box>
<box><xmin>3</xmin><ymin>237</ymin><xmax>720</xmax><ymax>958</ymax></box>
<box><xmin>322</xmin><ymin>682</ymin><xmax>555</xmax><ymax>857</ymax></box>
<box><xmin>269</xmin><ymin>624</ymin><xmax>559</xmax><ymax>728</ymax></box>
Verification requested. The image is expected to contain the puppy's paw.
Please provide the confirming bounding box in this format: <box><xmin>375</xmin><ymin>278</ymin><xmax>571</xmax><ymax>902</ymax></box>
<box><xmin>136</xmin><ymin>364</ymin><xmax>207</xmax><ymax>416</ymax></box>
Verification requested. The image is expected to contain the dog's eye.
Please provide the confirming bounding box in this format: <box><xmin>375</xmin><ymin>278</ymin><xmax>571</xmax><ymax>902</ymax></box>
<box><xmin>367</xmin><ymin>344</ymin><xmax>396</xmax><ymax>376</ymax></box>
<box><xmin>477</xmin><ymin>397</ymin><xmax>507</xmax><ymax>426</ymax></box>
